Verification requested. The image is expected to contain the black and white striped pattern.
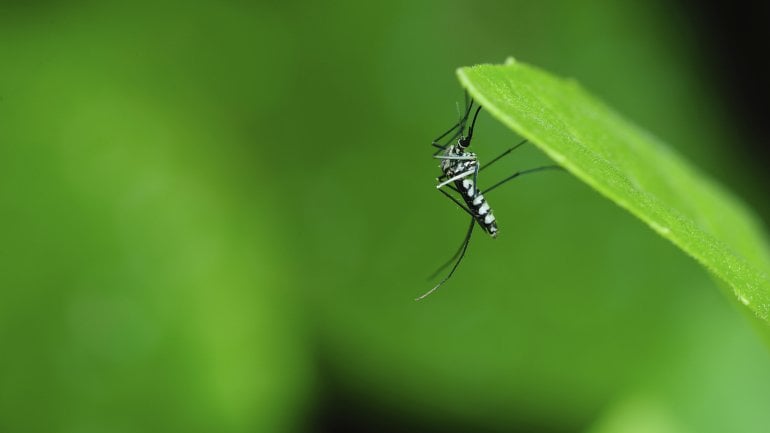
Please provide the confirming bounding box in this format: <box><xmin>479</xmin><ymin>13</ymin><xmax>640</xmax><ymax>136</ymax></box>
<box><xmin>457</xmin><ymin>177</ymin><xmax>498</xmax><ymax>237</ymax></box>
<box><xmin>436</xmin><ymin>142</ymin><xmax>499</xmax><ymax>238</ymax></box>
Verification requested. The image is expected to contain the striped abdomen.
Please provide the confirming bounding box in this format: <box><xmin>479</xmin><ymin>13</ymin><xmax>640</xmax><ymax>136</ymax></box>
<box><xmin>456</xmin><ymin>178</ymin><xmax>498</xmax><ymax>237</ymax></box>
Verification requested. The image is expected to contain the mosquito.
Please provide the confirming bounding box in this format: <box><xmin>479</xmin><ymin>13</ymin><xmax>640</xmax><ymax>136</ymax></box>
<box><xmin>416</xmin><ymin>94</ymin><xmax>561</xmax><ymax>301</ymax></box>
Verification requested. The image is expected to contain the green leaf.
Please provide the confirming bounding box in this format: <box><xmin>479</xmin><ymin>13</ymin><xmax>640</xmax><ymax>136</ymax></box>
<box><xmin>457</xmin><ymin>58</ymin><xmax>770</xmax><ymax>330</ymax></box>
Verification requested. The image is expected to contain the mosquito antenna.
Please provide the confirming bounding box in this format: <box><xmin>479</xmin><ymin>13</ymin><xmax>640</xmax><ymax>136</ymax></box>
<box><xmin>455</xmin><ymin>101</ymin><xmax>463</xmax><ymax>123</ymax></box>
<box><xmin>458</xmin><ymin>98</ymin><xmax>474</xmax><ymax>133</ymax></box>
<box><xmin>455</xmin><ymin>90</ymin><xmax>471</xmax><ymax>125</ymax></box>
<box><xmin>416</xmin><ymin>217</ymin><xmax>475</xmax><ymax>301</ymax></box>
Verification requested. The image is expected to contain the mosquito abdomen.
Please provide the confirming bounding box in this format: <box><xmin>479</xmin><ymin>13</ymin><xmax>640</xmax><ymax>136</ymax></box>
<box><xmin>457</xmin><ymin>178</ymin><xmax>498</xmax><ymax>237</ymax></box>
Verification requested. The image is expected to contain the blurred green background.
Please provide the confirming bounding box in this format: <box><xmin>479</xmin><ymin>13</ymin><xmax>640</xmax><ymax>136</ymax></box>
<box><xmin>1</xmin><ymin>1</ymin><xmax>769</xmax><ymax>432</ymax></box>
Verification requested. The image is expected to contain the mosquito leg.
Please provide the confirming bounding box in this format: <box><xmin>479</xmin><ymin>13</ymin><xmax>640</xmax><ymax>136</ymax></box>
<box><xmin>435</xmin><ymin>103</ymin><xmax>481</xmax><ymax>154</ymax></box>
<box><xmin>432</xmin><ymin>128</ymin><xmax>463</xmax><ymax>150</ymax></box>
<box><xmin>464</xmin><ymin>105</ymin><xmax>483</xmax><ymax>143</ymax></box>
<box><xmin>482</xmin><ymin>165</ymin><xmax>563</xmax><ymax>195</ymax></box>
<box><xmin>432</xmin><ymin>98</ymin><xmax>475</xmax><ymax>149</ymax></box>
<box><xmin>426</xmin><ymin>166</ymin><xmax>478</xmax><ymax>282</ymax></box>
<box><xmin>436</xmin><ymin>171</ymin><xmax>463</xmax><ymax>186</ymax></box>
<box><xmin>434</xmin><ymin>155</ymin><xmax>477</xmax><ymax>160</ymax></box>
<box><xmin>479</xmin><ymin>139</ymin><xmax>529</xmax><ymax>172</ymax></box>
<box><xmin>437</xmin><ymin>187</ymin><xmax>474</xmax><ymax>217</ymax></box>
<box><xmin>432</xmin><ymin>117</ymin><xmax>465</xmax><ymax>147</ymax></box>
<box><xmin>460</xmin><ymin>89</ymin><xmax>469</xmax><ymax>121</ymax></box>
<box><xmin>416</xmin><ymin>216</ymin><xmax>476</xmax><ymax>301</ymax></box>
<box><xmin>432</xmin><ymin>124</ymin><xmax>464</xmax><ymax>153</ymax></box>
<box><xmin>432</xmin><ymin>96</ymin><xmax>477</xmax><ymax>154</ymax></box>
<box><xmin>436</xmin><ymin>168</ymin><xmax>476</xmax><ymax>189</ymax></box>
<box><xmin>426</xmin><ymin>223</ymin><xmax>470</xmax><ymax>280</ymax></box>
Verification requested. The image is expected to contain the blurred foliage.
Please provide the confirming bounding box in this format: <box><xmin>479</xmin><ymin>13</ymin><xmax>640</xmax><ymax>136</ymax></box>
<box><xmin>0</xmin><ymin>1</ymin><xmax>768</xmax><ymax>432</ymax></box>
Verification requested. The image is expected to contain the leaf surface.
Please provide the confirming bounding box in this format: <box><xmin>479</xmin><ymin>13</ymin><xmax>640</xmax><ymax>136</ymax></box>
<box><xmin>458</xmin><ymin>59</ymin><xmax>770</xmax><ymax>328</ymax></box>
